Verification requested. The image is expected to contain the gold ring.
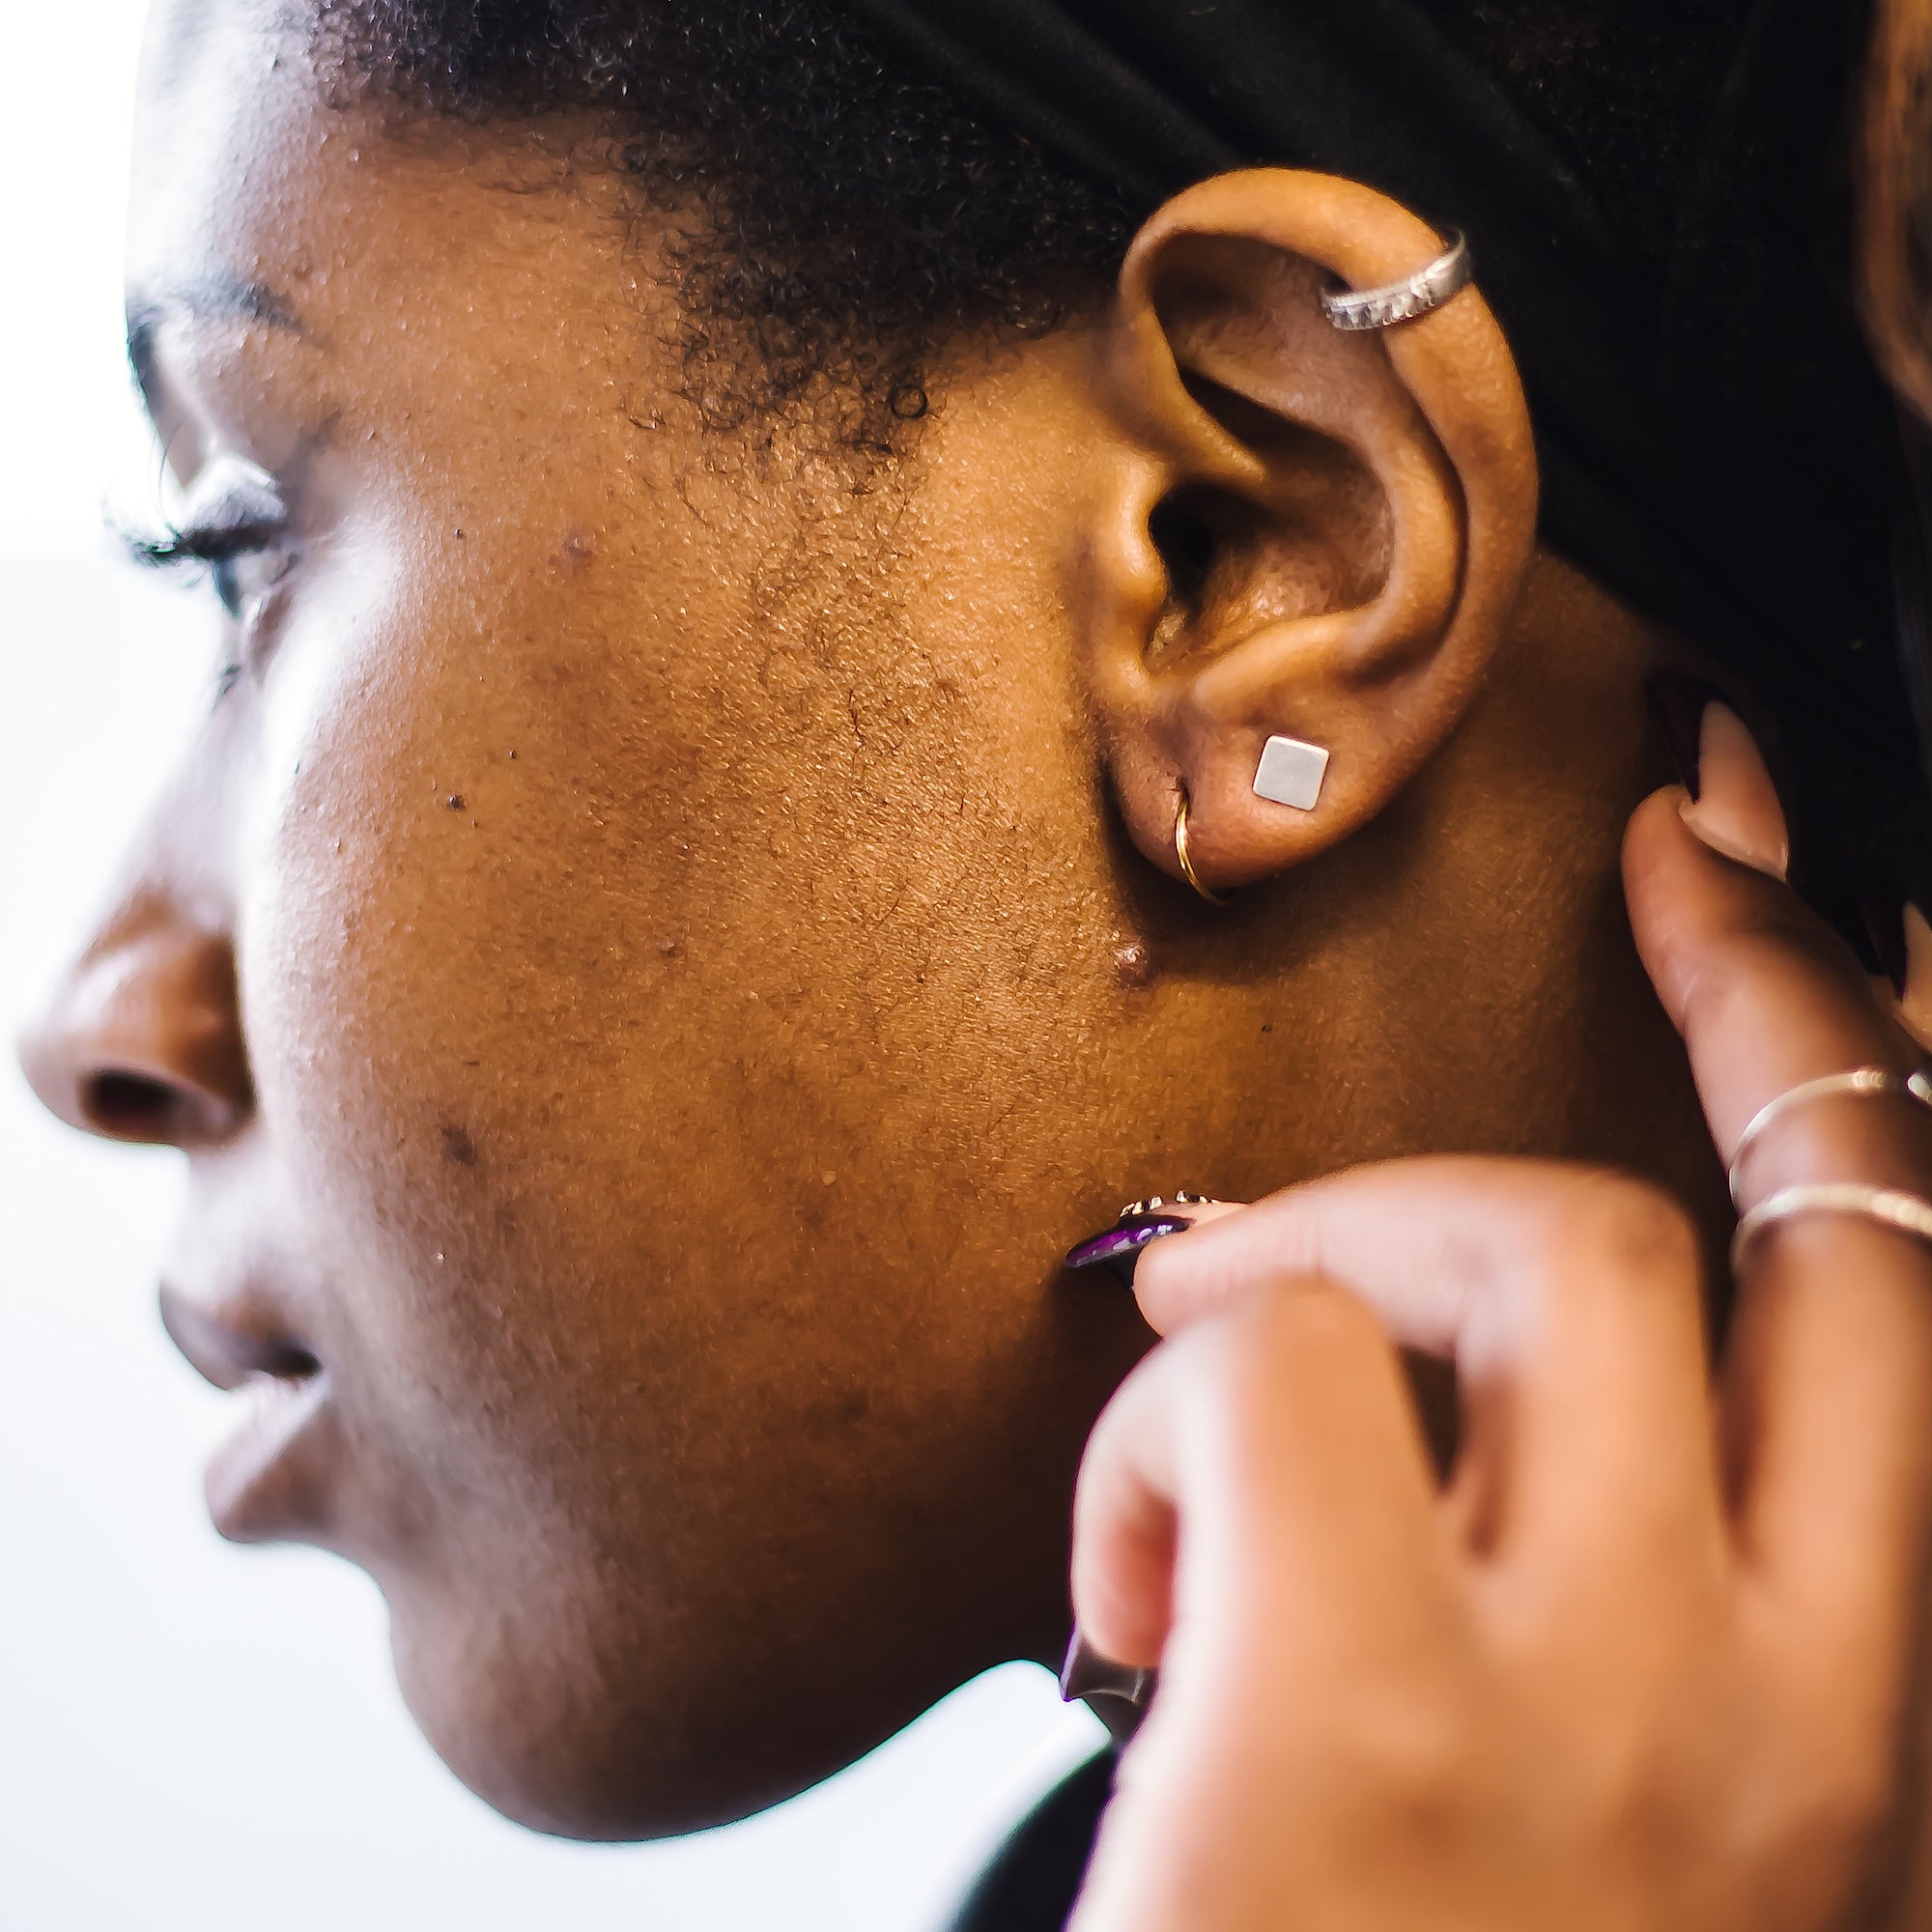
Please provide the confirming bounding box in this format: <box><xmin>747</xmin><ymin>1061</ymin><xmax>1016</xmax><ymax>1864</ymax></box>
<box><xmin>1175</xmin><ymin>790</ymin><xmax>1229</xmax><ymax>905</ymax></box>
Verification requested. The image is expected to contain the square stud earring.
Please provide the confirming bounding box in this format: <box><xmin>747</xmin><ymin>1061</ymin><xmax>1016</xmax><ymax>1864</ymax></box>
<box><xmin>1252</xmin><ymin>733</ymin><xmax>1330</xmax><ymax>811</ymax></box>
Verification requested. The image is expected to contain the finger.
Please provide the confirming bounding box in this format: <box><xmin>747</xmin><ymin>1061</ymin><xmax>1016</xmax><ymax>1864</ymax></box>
<box><xmin>1622</xmin><ymin>729</ymin><xmax>1932</xmax><ymax>1650</ymax></box>
<box><xmin>1071</xmin><ymin>1280</ymin><xmax>1445</xmax><ymax>1676</ymax></box>
<box><xmin>1624</xmin><ymin>794</ymin><xmax>1926</xmax><ymax>1193</ymax></box>
<box><xmin>1132</xmin><ymin>1158</ymin><xmax>1719</xmax><ymax>1572</ymax></box>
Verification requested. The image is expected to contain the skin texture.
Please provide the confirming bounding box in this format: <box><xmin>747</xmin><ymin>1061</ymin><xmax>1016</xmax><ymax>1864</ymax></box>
<box><xmin>19</xmin><ymin>0</ymin><xmax>1728</xmax><ymax>1838</ymax></box>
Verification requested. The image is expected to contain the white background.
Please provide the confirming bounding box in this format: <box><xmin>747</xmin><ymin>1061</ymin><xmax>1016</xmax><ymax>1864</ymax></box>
<box><xmin>0</xmin><ymin>6</ymin><xmax>1101</xmax><ymax>1925</ymax></box>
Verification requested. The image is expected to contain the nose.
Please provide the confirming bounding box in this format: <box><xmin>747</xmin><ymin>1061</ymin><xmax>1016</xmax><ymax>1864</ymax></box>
<box><xmin>17</xmin><ymin>894</ymin><xmax>253</xmax><ymax>1150</ymax></box>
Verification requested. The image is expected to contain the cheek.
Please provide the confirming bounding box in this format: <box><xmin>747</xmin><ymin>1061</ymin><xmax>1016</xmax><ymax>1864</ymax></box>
<box><xmin>225</xmin><ymin>529</ymin><xmax>896</xmax><ymax>1519</ymax></box>
<box><xmin>230</xmin><ymin>549</ymin><xmax>644</xmax><ymax>1492</ymax></box>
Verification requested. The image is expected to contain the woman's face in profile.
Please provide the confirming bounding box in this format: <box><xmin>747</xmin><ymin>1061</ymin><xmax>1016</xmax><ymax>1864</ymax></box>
<box><xmin>23</xmin><ymin>0</ymin><xmax>1160</xmax><ymax>1837</ymax></box>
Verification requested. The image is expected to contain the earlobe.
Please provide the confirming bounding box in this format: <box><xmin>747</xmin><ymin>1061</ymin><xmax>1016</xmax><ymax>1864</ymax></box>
<box><xmin>1081</xmin><ymin>169</ymin><xmax>1538</xmax><ymax>898</ymax></box>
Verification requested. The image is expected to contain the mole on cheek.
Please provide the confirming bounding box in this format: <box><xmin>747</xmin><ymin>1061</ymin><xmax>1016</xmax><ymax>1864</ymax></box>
<box><xmin>440</xmin><ymin>1124</ymin><xmax>479</xmax><ymax>1167</ymax></box>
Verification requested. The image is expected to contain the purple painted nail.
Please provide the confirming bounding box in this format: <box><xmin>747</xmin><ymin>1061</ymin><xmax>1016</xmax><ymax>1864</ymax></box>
<box><xmin>1064</xmin><ymin>1213</ymin><xmax>1193</xmax><ymax>1287</ymax></box>
<box><xmin>1646</xmin><ymin>675</ymin><xmax>1726</xmax><ymax>803</ymax></box>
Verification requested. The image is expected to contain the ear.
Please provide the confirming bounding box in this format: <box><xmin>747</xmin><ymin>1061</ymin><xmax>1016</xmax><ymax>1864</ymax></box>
<box><xmin>1081</xmin><ymin>169</ymin><xmax>1537</xmax><ymax>896</ymax></box>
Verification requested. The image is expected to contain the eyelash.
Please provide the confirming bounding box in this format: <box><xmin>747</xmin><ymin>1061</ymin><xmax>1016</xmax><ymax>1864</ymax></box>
<box><xmin>122</xmin><ymin>507</ymin><xmax>297</xmax><ymax>698</ymax></box>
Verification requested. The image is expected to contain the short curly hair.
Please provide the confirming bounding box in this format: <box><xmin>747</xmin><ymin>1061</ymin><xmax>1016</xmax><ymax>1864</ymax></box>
<box><xmin>318</xmin><ymin>0</ymin><xmax>1142</xmax><ymax>446</ymax></box>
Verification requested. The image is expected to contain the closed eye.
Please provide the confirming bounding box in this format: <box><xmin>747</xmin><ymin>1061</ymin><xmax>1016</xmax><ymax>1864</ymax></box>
<box><xmin>125</xmin><ymin>517</ymin><xmax>294</xmax><ymax>617</ymax></box>
<box><xmin>119</xmin><ymin>459</ymin><xmax>297</xmax><ymax>630</ymax></box>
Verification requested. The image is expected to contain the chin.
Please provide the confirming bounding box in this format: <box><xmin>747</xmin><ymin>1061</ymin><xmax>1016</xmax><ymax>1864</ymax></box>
<box><xmin>389</xmin><ymin>1618</ymin><xmax>716</xmax><ymax>1839</ymax></box>
<box><xmin>382</xmin><ymin>1580</ymin><xmax>876</xmax><ymax>1841</ymax></box>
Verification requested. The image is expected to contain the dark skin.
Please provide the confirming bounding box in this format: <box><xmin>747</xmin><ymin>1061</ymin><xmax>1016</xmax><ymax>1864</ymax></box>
<box><xmin>19</xmin><ymin>0</ymin><xmax>1722</xmax><ymax>1838</ymax></box>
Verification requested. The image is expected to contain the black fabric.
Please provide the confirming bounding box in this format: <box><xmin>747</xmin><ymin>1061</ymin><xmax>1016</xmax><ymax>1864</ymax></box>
<box><xmin>945</xmin><ymin>1750</ymin><xmax>1116</xmax><ymax>1932</ymax></box>
<box><xmin>844</xmin><ymin>0</ymin><xmax>1927</xmax><ymax>927</ymax></box>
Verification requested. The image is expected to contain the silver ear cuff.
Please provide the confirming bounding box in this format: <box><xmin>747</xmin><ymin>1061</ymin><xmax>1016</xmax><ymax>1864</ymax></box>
<box><xmin>1321</xmin><ymin>231</ymin><xmax>1472</xmax><ymax>331</ymax></box>
<box><xmin>1252</xmin><ymin>733</ymin><xmax>1330</xmax><ymax>811</ymax></box>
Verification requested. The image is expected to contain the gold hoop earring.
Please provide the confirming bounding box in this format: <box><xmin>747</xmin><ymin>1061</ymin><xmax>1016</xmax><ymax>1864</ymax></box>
<box><xmin>1174</xmin><ymin>789</ymin><xmax>1230</xmax><ymax>905</ymax></box>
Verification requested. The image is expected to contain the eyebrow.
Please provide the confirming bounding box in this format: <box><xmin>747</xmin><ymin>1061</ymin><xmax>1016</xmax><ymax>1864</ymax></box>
<box><xmin>126</xmin><ymin>272</ymin><xmax>306</xmax><ymax>395</ymax></box>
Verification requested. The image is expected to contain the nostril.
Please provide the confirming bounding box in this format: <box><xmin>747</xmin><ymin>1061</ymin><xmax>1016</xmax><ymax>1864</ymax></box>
<box><xmin>22</xmin><ymin>920</ymin><xmax>254</xmax><ymax>1148</ymax></box>
<box><xmin>84</xmin><ymin>1069</ymin><xmax>192</xmax><ymax>1140</ymax></box>
<box><xmin>261</xmin><ymin>1342</ymin><xmax>324</xmax><ymax>1382</ymax></box>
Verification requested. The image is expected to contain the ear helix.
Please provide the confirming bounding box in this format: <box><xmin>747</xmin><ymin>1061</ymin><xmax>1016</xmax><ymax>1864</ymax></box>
<box><xmin>1101</xmin><ymin>171</ymin><xmax>1534</xmax><ymax>902</ymax></box>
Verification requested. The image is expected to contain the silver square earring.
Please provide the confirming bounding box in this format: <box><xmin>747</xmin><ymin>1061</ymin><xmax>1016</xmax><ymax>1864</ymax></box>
<box><xmin>1252</xmin><ymin>734</ymin><xmax>1330</xmax><ymax>811</ymax></box>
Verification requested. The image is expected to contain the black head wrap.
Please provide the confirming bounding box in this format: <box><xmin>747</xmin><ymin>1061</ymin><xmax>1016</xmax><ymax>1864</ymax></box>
<box><xmin>847</xmin><ymin>0</ymin><xmax>1926</xmax><ymax>940</ymax></box>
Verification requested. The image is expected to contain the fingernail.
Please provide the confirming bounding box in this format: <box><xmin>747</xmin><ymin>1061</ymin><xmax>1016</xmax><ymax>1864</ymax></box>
<box><xmin>1861</xmin><ymin>895</ymin><xmax>1911</xmax><ymax>999</ymax></box>
<box><xmin>1647</xmin><ymin>674</ymin><xmax>1725</xmax><ymax>801</ymax></box>
<box><xmin>1678</xmin><ymin>702</ymin><xmax>1789</xmax><ymax>880</ymax></box>
<box><xmin>1064</xmin><ymin>1213</ymin><xmax>1193</xmax><ymax>1288</ymax></box>
<box><xmin>1060</xmin><ymin>1629</ymin><xmax>1155</xmax><ymax>1741</ymax></box>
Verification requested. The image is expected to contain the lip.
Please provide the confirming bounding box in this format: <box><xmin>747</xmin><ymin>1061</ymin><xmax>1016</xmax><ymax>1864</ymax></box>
<box><xmin>159</xmin><ymin>1281</ymin><xmax>338</xmax><ymax>1544</ymax></box>
<box><xmin>201</xmin><ymin>1371</ymin><xmax>335</xmax><ymax>1542</ymax></box>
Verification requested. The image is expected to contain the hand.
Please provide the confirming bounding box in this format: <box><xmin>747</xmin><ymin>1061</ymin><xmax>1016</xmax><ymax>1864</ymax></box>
<box><xmin>1067</xmin><ymin>708</ymin><xmax>1932</xmax><ymax>1932</ymax></box>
